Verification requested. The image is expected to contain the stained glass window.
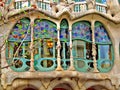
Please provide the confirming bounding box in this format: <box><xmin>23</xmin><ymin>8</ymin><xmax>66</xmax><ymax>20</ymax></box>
<box><xmin>8</xmin><ymin>18</ymin><xmax>31</xmax><ymax>41</ymax></box>
<box><xmin>60</xmin><ymin>19</ymin><xmax>70</xmax><ymax>70</ymax></box>
<box><xmin>60</xmin><ymin>19</ymin><xmax>69</xmax><ymax>40</ymax></box>
<box><xmin>34</xmin><ymin>19</ymin><xmax>57</xmax><ymax>39</ymax></box>
<box><xmin>6</xmin><ymin>18</ymin><xmax>31</xmax><ymax>72</ymax></box>
<box><xmin>95</xmin><ymin>21</ymin><xmax>113</xmax><ymax>72</ymax></box>
<box><xmin>95</xmin><ymin>22</ymin><xmax>110</xmax><ymax>43</ymax></box>
<box><xmin>72</xmin><ymin>21</ymin><xmax>92</xmax><ymax>41</ymax></box>
<box><xmin>33</xmin><ymin>19</ymin><xmax>57</xmax><ymax>71</ymax></box>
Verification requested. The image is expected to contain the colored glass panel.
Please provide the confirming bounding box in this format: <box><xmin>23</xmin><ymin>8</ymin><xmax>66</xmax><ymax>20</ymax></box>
<box><xmin>95</xmin><ymin>22</ymin><xmax>110</xmax><ymax>43</ymax></box>
<box><xmin>72</xmin><ymin>22</ymin><xmax>92</xmax><ymax>41</ymax></box>
<box><xmin>60</xmin><ymin>19</ymin><xmax>69</xmax><ymax>40</ymax></box>
<box><xmin>34</xmin><ymin>19</ymin><xmax>57</xmax><ymax>39</ymax></box>
<box><xmin>8</xmin><ymin>18</ymin><xmax>31</xmax><ymax>41</ymax></box>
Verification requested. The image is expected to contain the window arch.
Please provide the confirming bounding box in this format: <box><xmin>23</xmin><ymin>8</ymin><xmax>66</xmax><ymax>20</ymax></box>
<box><xmin>72</xmin><ymin>21</ymin><xmax>93</xmax><ymax>72</ymax></box>
<box><xmin>72</xmin><ymin>21</ymin><xmax>114</xmax><ymax>72</ymax></box>
<box><xmin>95</xmin><ymin>21</ymin><xmax>114</xmax><ymax>72</ymax></box>
<box><xmin>33</xmin><ymin>19</ymin><xmax>57</xmax><ymax>71</ymax></box>
<box><xmin>6</xmin><ymin>17</ymin><xmax>31</xmax><ymax>72</ymax></box>
<box><xmin>60</xmin><ymin>19</ymin><xmax>70</xmax><ymax>70</ymax></box>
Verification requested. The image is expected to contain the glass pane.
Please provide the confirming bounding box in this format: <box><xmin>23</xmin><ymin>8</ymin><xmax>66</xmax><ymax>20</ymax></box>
<box><xmin>99</xmin><ymin>45</ymin><xmax>112</xmax><ymax>59</ymax></box>
<box><xmin>34</xmin><ymin>19</ymin><xmax>57</xmax><ymax>39</ymax></box>
<box><xmin>60</xmin><ymin>19</ymin><xmax>69</xmax><ymax>59</ymax></box>
<box><xmin>8</xmin><ymin>18</ymin><xmax>31</xmax><ymax>41</ymax></box>
<box><xmin>86</xmin><ymin>42</ymin><xmax>92</xmax><ymax>60</ymax></box>
<box><xmin>60</xmin><ymin>19</ymin><xmax>69</xmax><ymax>40</ymax></box>
<box><xmin>34</xmin><ymin>39</ymin><xmax>55</xmax><ymax>58</ymax></box>
<box><xmin>60</xmin><ymin>42</ymin><xmax>70</xmax><ymax>59</ymax></box>
<box><xmin>73</xmin><ymin>40</ymin><xmax>84</xmax><ymax>58</ymax></box>
<box><xmin>72</xmin><ymin>21</ymin><xmax>92</xmax><ymax>41</ymax></box>
<box><xmin>24</xmin><ymin>43</ymin><xmax>31</xmax><ymax>59</ymax></box>
<box><xmin>13</xmin><ymin>43</ymin><xmax>23</xmax><ymax>57</ymax></box>
<box><xmin>95</xmin><ymin>22</ymin><xmax>110</xmax><ymax>43</ymax></box>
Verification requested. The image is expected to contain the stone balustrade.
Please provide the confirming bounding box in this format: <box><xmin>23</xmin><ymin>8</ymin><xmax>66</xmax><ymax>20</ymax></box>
<box><xmin>74</xmin><ymin>1</ymin><xmax>87</xmax><ymax>12</ymax></box>
<box><xmin>12</xmin><ymin>1</ymin><xmax>107</xmax><ymax>14</ymax></box>
<box><xmin>96</xmin><ymin>2</ymin><xmax>107</xmax><ymax>13</ymax></box>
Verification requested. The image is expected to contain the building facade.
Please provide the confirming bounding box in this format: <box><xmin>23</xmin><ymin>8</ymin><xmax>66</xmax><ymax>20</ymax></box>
<box><xmin>0</xmin><ymin>0</ymin><xmax>120</xmax><ymax>90</ymax></box>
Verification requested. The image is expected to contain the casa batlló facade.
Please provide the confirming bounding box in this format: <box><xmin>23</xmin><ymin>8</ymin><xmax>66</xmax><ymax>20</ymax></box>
<box><xmin>0</xmin><ymin>0</ymin><xmax>120</xmax><ymax>90</ymax></box>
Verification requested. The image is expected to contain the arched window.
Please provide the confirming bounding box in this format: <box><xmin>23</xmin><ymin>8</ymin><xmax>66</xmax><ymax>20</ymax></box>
<box><xmin>33</xmin><ymin>19</ymin><xmax>57</xmax><ymax>71</ymax></box>
<box><xmin>6</xmin><ymin>17</ymin><xmax>31</xmax><ymax>72</ymax></box>
<box><xmin>95</xmin><ymin>21</ymin><xmax>113</xmax><ymax>72</ymax></box>
<box><xmin>72</xmin><ymin>21</ymin><xmax>93</xmax><ymax>72</ymax></box>
<box><xmin>60</xmin><ymin>19</ymin><xmax>70</xmax><ymax>70</ymax></box>
<box><xmin>72</xmin><ymin>21</ymin><xmax>113</xmax><ymax>72</ymax></box>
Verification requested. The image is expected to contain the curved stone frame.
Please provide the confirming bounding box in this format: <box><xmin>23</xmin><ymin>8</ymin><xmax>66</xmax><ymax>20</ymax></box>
<box><xmin>12</xmin><ymin>79</ymin><xmax>45</xmax><ymax>90</ymax></box>
<box><xmin>72</xmin><ymin>21</ymin><xmax>93</xmax><ymax>72</ymax></box>
<box><xmin>47</xmin><ymin>78</ymin><xmax>79</xmax><ymax>90</ymax></box>
<box><xmin>72</xmin><ymin>20</ymin><xmax>114</xmax><ymax>72</ymax></box>
<box><xmin>60</xmin><ymin>19</ymin><xmax>70</xmax><ymax>70</ymax></box>
<box><xmin>6</xmin><ymin>17</ymin><xmax>31</xmax><ymax>72</ymax></box>
<box><xmin>33</xmin><ymin>19</ymin><xmax>58</xmax><ymax>72</ymax></box>
<box><xmin>94</xmin><ymin>21</ymin><xmax>114</xmax><ymax>73</ymax></box>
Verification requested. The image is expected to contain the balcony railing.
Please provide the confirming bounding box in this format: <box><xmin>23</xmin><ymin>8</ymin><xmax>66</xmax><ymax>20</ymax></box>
<box><xmin>12</xmin><ymin>1</ymin><xmax>108</xmax><ymax>14</ymax></box>
<box><xmin>14</xmin><ymin>0</ymin><xmax>31</xmax><ymax>9</ymax></box>
<box><xmin>96</xmin><ymin>2</ymin><xmax>107</xmax><ymax>13</ymax></box>
<box><xmin>37</xmin><ymin>1</ymin><xmax>51</xmax><ymax>11</ymax></box>
<box><xmin>74</xmin><ymin>1</ymin><xmax>87</xmax><ymax>13</ymax></box>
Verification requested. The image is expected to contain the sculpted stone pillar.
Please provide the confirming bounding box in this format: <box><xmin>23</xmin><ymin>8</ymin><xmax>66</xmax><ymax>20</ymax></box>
<box><xmin>68</xmin><ymin>28</ymin><xmax>75</xmax><ymax>70</ymax></box>
<box><xmin>56</xmin><ymin>26</ymin><xmax>63</xmax><ymax>71</ymax></box>
<box><xmin>29</xmin><ymin>19</ymin><xmax>35</xmax><ymax>71</ymax></box>
<box><xmin>91</xmin><ymin>20</ymin><xmax>99</xmax><ymax>72</ymax></box>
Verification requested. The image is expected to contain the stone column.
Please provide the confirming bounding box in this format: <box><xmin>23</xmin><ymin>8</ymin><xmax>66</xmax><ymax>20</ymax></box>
<box><xmin>56</xmin><ymin>26</ymin><xmax>63</xmax><ymax>71</ymax></box>
<box><xmin>29</xmin><ymin>19</ymin><xmax>35</xmax><ymax>71</ymax></box>
<box><xmin>91</xmin><ymin>20</ymin><xmax>99</xmax><ymax>72</ymax></box>
<box><xmin>68</xmin><ymin>28</ymin><xmax>75</xmax><ymax>70</ymax></box>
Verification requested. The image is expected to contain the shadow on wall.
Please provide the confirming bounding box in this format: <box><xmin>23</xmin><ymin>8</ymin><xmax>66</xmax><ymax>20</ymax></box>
<box><xmin>53</xmin><ymin>83</ymin><xmax>73</xmax><ymax>90</ymax></box>
<box><xmin>23</xmin><ymin>88</ymin><xmax>36</xmax><ymax>90</ymax></box>
<box><xmin>86</xmin><ymin>85</ymin><xmax>109</xmax><ymax>90</ymax></box>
